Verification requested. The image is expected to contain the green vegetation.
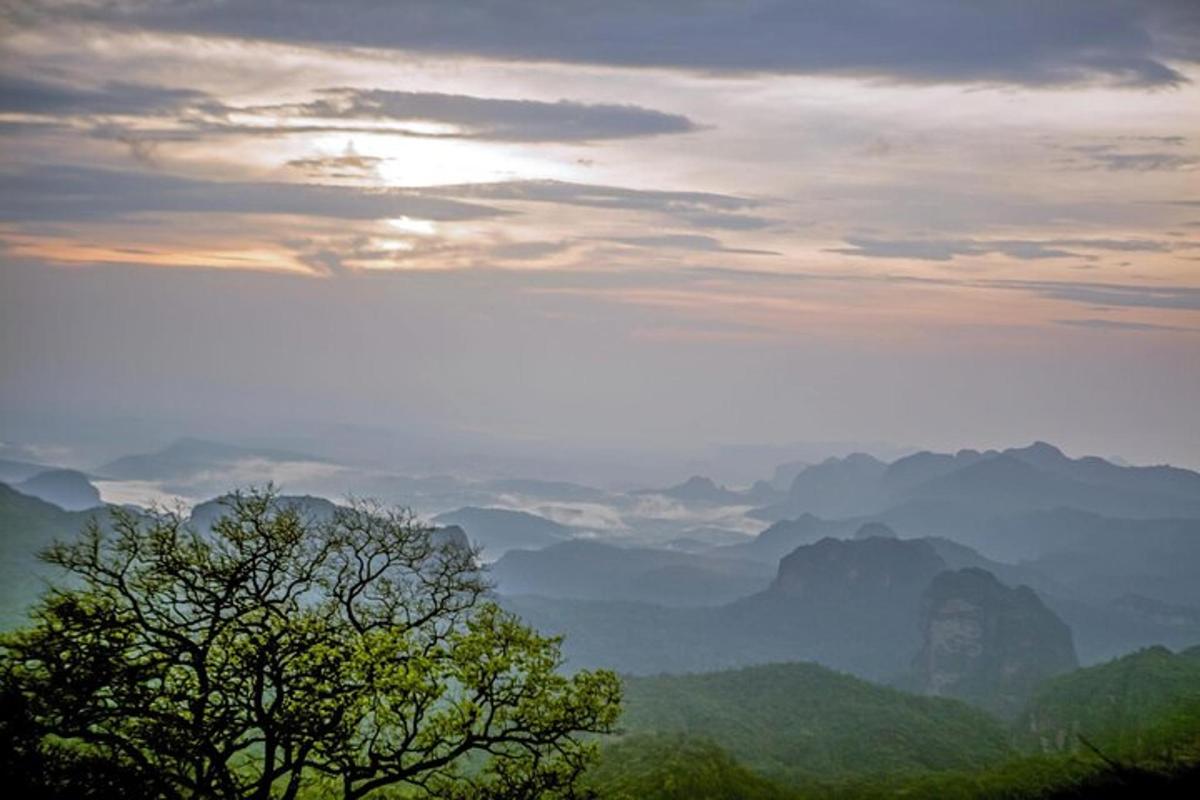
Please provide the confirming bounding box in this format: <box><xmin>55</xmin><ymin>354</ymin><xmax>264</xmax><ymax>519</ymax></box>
<box><xmin>619</xmin><ymin>662</ymin><xmax>1012</xmax><ymax>785</ymax></box>
<box><xmin>0</xmin><ymin>483</ymin><xmax>95</xmax><ymax>627</ymax></box>
<box><xmin>586</xmin><ymin>652</ymin><xmax>1200</xmax><ymax>799</ymax></box>
<box><xmin>1017</xmin><ymin>645</ymin><xmax>1200</xmax><ymax>756</ymax></box>
<box><xmin>584</xmin><ymin>734</ymin><xmax>798</xmax><ymax>800</ymax></box>
<box><xmin>0</xmin><ymin>489</ymin><xmax>620</xmax><ymax>800</ymax></box>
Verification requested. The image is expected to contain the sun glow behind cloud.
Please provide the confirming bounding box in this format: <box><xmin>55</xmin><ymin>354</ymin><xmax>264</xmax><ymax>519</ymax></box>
<box><xmin>1</xmin><ymin>2</ymin><xmax>1199</xmax><ymax>463</ymax></box>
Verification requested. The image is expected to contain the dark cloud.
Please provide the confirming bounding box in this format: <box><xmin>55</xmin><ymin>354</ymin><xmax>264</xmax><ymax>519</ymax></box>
<box><xmin>831</xmin><ymin>237</ymin><xmax>1176</xmax><ymax>261</ymax></box>
<box><xmin>1056</xmin><ymin>318</ymin><xmax>1194</xmax><ymax>332</ymax></box>
<box><xmin>0</xmin><ymin>165</ymin><xmax>778</xmax><ymax>234</ymax></box>
<box><xmin>990</xmin><ymin>279</ymin><xmax>1200</xmax><ymax>311</ymax></box>
<box><xmin>688</xmin><ymin>266</ymin><xmax>1200</xmax><ymax>312</ymax></box>
<box><xmin>427</xmin><ymin>180</ymin><xmax>772</xmax><ymax>230</ymax></box>
<box><xmin>256</xmin><ymin>88</ymin><xmax>699</xmax><ymax>142</ymax></box>
<box><xmin>376</xmin><ymin>179</ymin><xmax>752</xmax><ymax>212</ymax></box>
<box><xmin>284</xmin><ymin>153</ymin><xmax>384</xmax><ymax>179</ymax></box>
<box><xmin>24</xmin><ymin>0</ymin><xmax>1199</xmax><ymax>87</ymax></box>
<box><xmin>0</xmin><ymin>74</ymin><xmax>209</xmax><ymax>117</ymax></box>
<box><xmin>1056</xmin><ymin>142</ymin><xmax>1199</xmax><ymax>172</ymax></box>
<box><xmin>0</xmin><ymin>164</ymin><xmax>505</xmax><ymax>222</ymax></box>
<box><xmin>1084</xmin><ymin>152</ymin><xmax>1197</xmax><ymax>171</ymax></box>
<box><xmin>88</xmin><ymin>90</ymin><xmax>698</xmax><ymax>145</ymax></box>
<box><xmin>0</xmin><ymin>76</ymin><xmax>698</xmax><ymax>147</ymax></box>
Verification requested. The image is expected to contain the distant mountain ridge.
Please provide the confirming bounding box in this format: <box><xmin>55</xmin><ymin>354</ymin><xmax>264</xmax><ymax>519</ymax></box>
<box><xmin>505</xmin><ymin>535</ymin><xmax>1074</xmax><ymax>683</ymax></box>
<box><xmin>95</xmin><ymin>437</ymin><xmax>327</xmax><ymax>481</ymax></box>
<box><xmin>634</xmin><ymin>475</ymin><xmax>757</xmax><ymax>506</ymax></box>
<box><xmin>15</xmin><ymin>469</ymin><xmax>102</xmax><ymax>511</ymax></box>
<box><xmin>752</xmin><ymin>441</ymin><xmax>1200</xmax><ymax>523</ymax></box>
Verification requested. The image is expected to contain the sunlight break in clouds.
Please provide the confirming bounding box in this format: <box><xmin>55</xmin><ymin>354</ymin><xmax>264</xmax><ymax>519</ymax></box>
<box><xmin>1</xmin><ymin>0</ymin><xmax>1199</xmax><ymax>464</ymax></box>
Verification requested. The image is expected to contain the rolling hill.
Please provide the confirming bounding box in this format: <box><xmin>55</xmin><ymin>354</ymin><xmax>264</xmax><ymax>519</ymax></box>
<box><xmin>619</xmin><ymin>662</ymin><xmax>1012</xmax><ymax>785</ymax></box>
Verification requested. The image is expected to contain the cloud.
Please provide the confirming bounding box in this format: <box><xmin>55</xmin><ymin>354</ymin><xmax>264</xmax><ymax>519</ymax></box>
<box><xmin>0</xmin><ymin>165</ymin><xmax>776</xmax><ymax>240</ymax></box>
<box><xmin>605</xmin><ymin>234</ymin><xmax>779</xmax><ymax>256</ymax></box>
<box><xmin>1084</xmin><ymin>152</ymin><xmax>1197</xmax><ymax>171</ymax></box>
<box><xmin>991</xmin><ymin>279</ymin><xmax>1200</xmax><ymax>311</ymax></box>
<box><xmin>426</xmin><ymin>180</ymin><xmax>772</xmax><ymax>230</ymax></box>
<box><xmin>688</xmin><ymin>267</ymin><xmax>1200</xmax><ymax>312</ymax></box>
<box><xmin>28</xmin><ymin>0</ymin><xmax>1199</xmax><ymax>87</ymax></box>
<box><xmin>1056</xmin><ymin>142</ymin><xmax>1199</xmax><ymax>172</ymax></box>
<box><xmin>830</xmin><ymin>237</ymin><xmax>1176</xmax><ymax>261</ymax></box>
<box><xmin>285</xmin><ymin>153</ymin><xmax>384</xmax><ymax>179</ymax></box>
<box><xmin>1046</xmin><ymin>136</ymin><xmax>1199</xmax><ymax>172</ymax></box>
<box><xmin>1056</xmin><ymin>318</ymin><xmax>1195</xmax><ymax>332</ymax></box>
<box><xmin>254</xmin><ymin>88</ymin><xmax>699</xmax><ymax>142</ymax></box>
<box><xmin>0</xmin><ymin>76</ymin><xmax>700</xmax><ymax>152</ymax></box>
<box><xmin>0</xmin><ymin>74</ymin><xmax>209</xmax><ymax>117</ymax></box>
<box><xmin>0</xmin><ymin>164</ymin><xmax>506</xmax><ymax>223</ymax></box>
<box><xmin>490</xmin><ymin>241</ymin><xmax>574</xmax><ymax>261</ymax></box>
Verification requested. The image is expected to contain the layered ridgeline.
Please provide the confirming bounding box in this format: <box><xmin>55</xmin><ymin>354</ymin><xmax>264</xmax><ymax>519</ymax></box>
<box><xmin>506</xmin><ymin>535</ymin><xmax>1081</xmax><ymax>712</ymax></box>
<box><xmin>744</xmin><ymin>444</ymin><xmax>1200</xmax><ymax>655</ymax></box>
<box><xmin>504</xmin><ymin>535</ymin><xmax>951</xmax><ymax>678</ymax></box>
<box><xmin>502</xmin><ymin>516</ymin><xmax>1200</xmax><ymax>672</ymax></box>
<box><xmin>752</xmin><ymin>441</ymin><xmax>1200</xmax><ymax>525</ymax></box>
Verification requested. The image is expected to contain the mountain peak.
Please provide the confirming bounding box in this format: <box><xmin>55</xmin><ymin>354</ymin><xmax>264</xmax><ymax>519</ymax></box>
<box><xmin>639</xmin><ymin>475</ymin><xmax>745</xmax><ymax>505</ymax></box>
<box><xmin>853</xmin><ymin>521</ymin><xmax>898</xmax><ymax>540</ymax></box>
<box><xmin>1005</xmin><ymin>441</ymin><xmax>1069</xmax><ymax>465</ymax></box>
<box><xmin>771</xmin><ymin>536</ymin><xmax>945</xmax><ymax>603</ymax></box>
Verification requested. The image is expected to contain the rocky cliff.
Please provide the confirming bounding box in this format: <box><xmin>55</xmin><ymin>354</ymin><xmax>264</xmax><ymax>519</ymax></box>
<box><xmin>913</xmin><ymin>567</ymin><xmax>1077</xmax><ymax>716</ymax></box>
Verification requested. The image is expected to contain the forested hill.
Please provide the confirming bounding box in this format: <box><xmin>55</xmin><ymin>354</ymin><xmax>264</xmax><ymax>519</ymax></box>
<box><xmin>619</xmin><ymin>662</ymin><xmax>1012</xmax><ymax>785</ymax></box>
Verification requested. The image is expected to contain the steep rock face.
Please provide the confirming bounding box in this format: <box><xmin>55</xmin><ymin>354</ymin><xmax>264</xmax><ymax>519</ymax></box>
<box><xmin>913</xmin><ymin>568</ymin><xmax>1077</xmax><ymax>716</ymax></box>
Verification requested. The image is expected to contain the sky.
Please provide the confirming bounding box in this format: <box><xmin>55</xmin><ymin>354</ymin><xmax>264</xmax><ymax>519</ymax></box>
<box><xmin>1</xmin><ymin>1</ymin><xmax>1199</xmax><ymax>472</ymax></box>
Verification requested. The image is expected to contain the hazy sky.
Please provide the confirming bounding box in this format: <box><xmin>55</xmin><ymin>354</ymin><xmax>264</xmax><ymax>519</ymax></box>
<box><xmin>2</xmin><ymin>1</ymin><xmax>1199</xmax><ymax>469</ymax></box>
